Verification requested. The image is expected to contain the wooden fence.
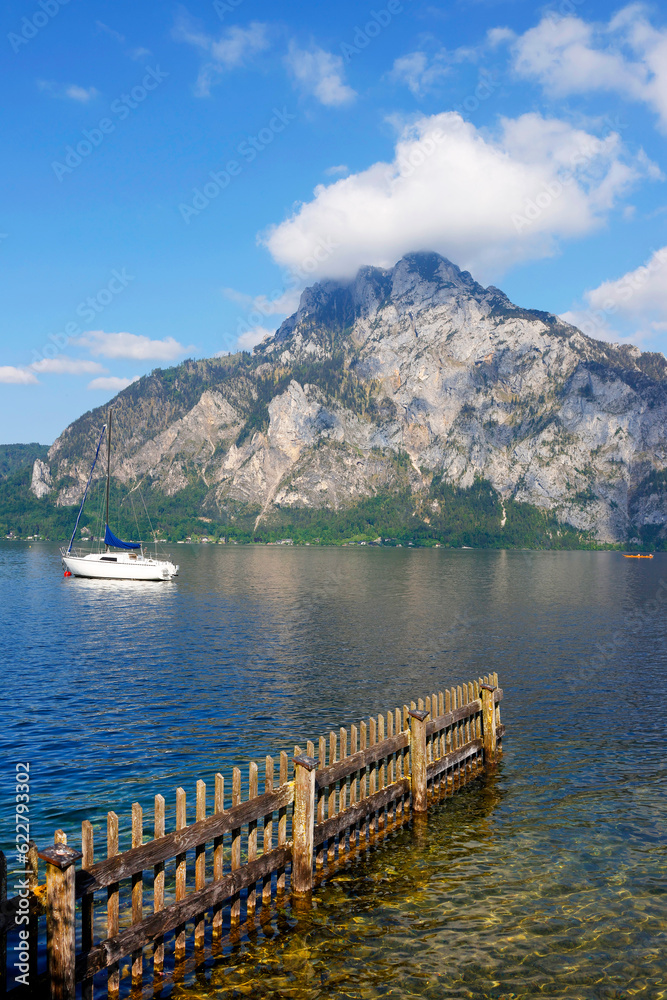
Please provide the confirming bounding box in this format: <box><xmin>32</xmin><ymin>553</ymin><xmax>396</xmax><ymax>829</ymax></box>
<box><xmin>0</xmin><ymin>674</ymin><xmax>503</xmax><ymax>999</ymax></box>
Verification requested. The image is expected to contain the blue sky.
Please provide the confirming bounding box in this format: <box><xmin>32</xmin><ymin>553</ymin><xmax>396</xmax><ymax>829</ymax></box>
<box><xmin>2</xmin><ymin>0</ymin><xmax>666</xmax><ymax>443</ymax></box>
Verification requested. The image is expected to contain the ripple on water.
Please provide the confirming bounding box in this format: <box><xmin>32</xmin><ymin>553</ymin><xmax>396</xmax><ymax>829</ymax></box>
<box><xmin>2</xmin><ymin>544</ymin><xmax>666</xmax><ymax>998</ymax></box>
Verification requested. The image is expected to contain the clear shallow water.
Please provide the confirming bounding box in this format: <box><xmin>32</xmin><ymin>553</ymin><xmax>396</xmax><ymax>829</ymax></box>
<box><xmin>1</xmin><ymin>543</ymin><xmax>666</xmax><ymax>998</ymax></box>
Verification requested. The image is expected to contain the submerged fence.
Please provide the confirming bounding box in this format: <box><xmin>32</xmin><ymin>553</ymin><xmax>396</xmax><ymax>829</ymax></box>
<box><xmin>1</xmin><ymin>674</ymin><xmax>503</xmax><ymax>999</ymax></box>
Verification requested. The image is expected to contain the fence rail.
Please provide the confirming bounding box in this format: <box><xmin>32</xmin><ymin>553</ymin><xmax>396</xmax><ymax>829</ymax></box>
<box><xmin>1</xmin><ymin>674</ymin><xmax>503</xmax><ymax>999</ymax></box>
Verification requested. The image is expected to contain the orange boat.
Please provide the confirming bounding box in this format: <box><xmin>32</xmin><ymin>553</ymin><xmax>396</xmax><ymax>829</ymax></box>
<box><xmin>623</xmin><ymin>553</ymin><xmax>654</xmax><ymax>559</ymax></box>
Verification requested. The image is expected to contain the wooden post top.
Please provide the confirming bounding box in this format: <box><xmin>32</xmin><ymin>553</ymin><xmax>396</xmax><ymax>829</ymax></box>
<box><xmin>37</xmin><ymin>845</ymin><xmax>82</xmax><ymax>870</ymax></box>
<box><xmin>293</xmin><ymin>754</ymin><xmax>318</xmax><ymax>771</ymax></box>
<box><xmin>479</xmin><ymin>684</ymin><xmax>496</xmax><ymax>693</ymax></box>
<box><xmin>408</xmin><ymin>708</ymin><xmax>429</xmax><ymax>722</ymax></box>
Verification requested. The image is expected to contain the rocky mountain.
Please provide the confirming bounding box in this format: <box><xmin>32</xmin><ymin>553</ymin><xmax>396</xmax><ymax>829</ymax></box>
<box><xmin>29</xmin><ymin>252</ymin><xmax>667</xmax><ymax>545</ymax></box>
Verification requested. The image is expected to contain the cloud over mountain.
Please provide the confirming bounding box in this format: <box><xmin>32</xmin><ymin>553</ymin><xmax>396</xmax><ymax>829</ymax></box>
<box><xmin>262</xmin><ymin>110</ymin><xmax>658</xmax><ymax>283</ymax></box>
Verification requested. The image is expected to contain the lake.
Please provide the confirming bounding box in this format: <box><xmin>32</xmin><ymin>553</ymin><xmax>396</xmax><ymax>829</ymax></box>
<box><xmin>1</xmin><ymin>543</ymin><xmax>666</xmax><ymax>998</ymax></box>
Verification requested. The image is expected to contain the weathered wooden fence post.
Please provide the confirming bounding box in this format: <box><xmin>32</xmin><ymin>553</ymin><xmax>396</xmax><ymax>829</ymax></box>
<box><xmin>292</xmin><ymin>754</ymin><xmax>317</xmax><ymax>896</ymax></box>
<box><xmin>38</xmin><ymin>834</ymin><xmax>82</xmax><ymax>1000</ymax></box>
<box><xmin>480</xmin><ymin>683</ymin><xmax>497</xmax><ymax>764</ymax></box>
<box><xmin>409</xmin><ymin>708</ymin><xmax>429</xmax><ymax>813</ymax></box>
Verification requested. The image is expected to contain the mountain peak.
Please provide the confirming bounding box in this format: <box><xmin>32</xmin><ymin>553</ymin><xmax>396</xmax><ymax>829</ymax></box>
<box><xmin>273</xmin><ymin>251</ymin><xmax>499</xmax><ymax>344</ymax></box>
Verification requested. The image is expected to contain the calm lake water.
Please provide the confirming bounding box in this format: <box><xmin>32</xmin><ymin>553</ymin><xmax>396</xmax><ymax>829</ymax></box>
<box><xmin>1</xmin><ymin>543</ymin><xmax>666</xmax><ymax>998</ymax></box>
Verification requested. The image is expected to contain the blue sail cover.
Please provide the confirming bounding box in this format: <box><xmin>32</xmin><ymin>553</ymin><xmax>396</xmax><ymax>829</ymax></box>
<box><xmin>104</xmin><ymin>525</ymin><xmax>141</xmax><ymax>550</ymax></box>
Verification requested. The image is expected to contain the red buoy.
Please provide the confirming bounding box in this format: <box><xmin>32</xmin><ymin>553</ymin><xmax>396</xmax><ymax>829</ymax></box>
<box><xmin>63</xmin><ymin>570</ymin><xmax>72</xmax><ymax>577</ymax></box>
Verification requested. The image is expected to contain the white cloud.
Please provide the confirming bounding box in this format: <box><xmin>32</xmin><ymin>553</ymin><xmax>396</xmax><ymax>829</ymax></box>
<box><xmin>389</xmin><ymin>51</ymin><xmax>450</xmax><ymax>96</ymax></box>
<box><xmin>38</xmin><ymin>80</ymin><xmax>99</xmax><ymax>102</ymax></box>
<box><xmin>174</xmin><ymin>18</ymin><xmax>270</xmax><ymax>96</ymax></box>
<box><xmin>262</xmin><ymin>111</ymin><xmax>658</xmax><ymax>283</ymax></box>
<box><xmin>87</xmin><ymin>375</ymin><xmax>141</xmax><ymax>392</ymax></box>
<box><xmin>96</xmin><ymin>21</ymin><xmax>125</xmax><ymax>44</ymax></box>
<box><xmin>29</xmin><ymin>357</ymin><xmax>106</xmax><ymax>375</ymax></box>
<box><xmin>487</xmin><ymin>27</ymin><xmax>515</xmax><ymax>48</ymax></box>
<box><xmin>222</xmin><ymin>287</ymin><xmax>254</xmax><ymax>307</ymax></box>
<box><xmin>512</xmin><ymin>6</ymin><xmax>667</xmax><ymax>132</ymax></box>
<box><xmin>224</xmin><ymin>283</ymin><xmax>300</xmax><ymax>317</ymax></box>
<box><xmin>0</xmin><ymin>366</ymin><xmax>38</xmax><ymax>385</ymax></box>
<box><xmin>222</xmin><ymin>284</ymin><xmax>298</xmax><ymax>349</ymax></box>
<box><xmin>325</xmin><ymin>164</ymin><xmax>349</xmax><ymax>176</ymax></box>
<box><xmin>253</xmin><ymin>289</ymin><xmax>301</xmax><ymax>317</ymax></box>
<box><xmin>130</xmin><ymin>47</ymin><xmax>151</xmax><ymax>60</ymax></box>
<box><xmin>286</xmin><ymin>41</ymin><xmax>356</xmax><ymax>106</ymax></box>
<box><xmin>563</xmin><ymin>246</ymin><xmax>667</xmax><ymax>344</ymax></box>
<box><xmin>77</xmin><ymin>331</ymin><xmax>193</xmax><ymax>361</ymax></box>
<box><xmin>65</xmin><ymin>85</ymin><xmax>99</xmax><ymax>103</ymax></box>
<box><xmin>237</xmin><ymin>327</ymin><xmax>273</xmax><ymax>351</ymax></box>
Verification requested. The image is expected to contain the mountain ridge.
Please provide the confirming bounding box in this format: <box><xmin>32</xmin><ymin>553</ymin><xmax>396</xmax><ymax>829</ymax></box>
<box><xmin>7</xmin><ymin>251</ymin><xmax>667</xmax><ymax>547</ymax></box>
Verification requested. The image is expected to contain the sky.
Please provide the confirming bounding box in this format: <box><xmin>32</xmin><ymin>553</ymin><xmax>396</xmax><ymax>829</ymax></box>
<box><xmin>1</xmin><ymin>0</ymin><xmax>667</xmax><ymax>444</ymax></box>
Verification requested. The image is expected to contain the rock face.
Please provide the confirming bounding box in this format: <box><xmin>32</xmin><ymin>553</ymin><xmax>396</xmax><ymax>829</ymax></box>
<box><xmin>44</xmin><ymin>252</ymin><xmax>667</xmax><ymax>543</ymax></box>
<box><xmin>30</xmin><ymin>459</ymin><xmax>52</xmax><ymax>498</ymax></box>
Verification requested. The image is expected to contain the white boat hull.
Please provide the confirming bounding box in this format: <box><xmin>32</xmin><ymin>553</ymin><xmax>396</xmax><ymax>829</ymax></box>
<box><xmin>62</xmin><ymin>551</ymin><xmax>178</xmax><ymax>582</ymax></box>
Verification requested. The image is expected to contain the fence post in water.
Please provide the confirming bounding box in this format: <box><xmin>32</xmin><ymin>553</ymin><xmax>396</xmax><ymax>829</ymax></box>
<box><xmin>292</xmin><ymin>754</ymin><xmax>317</xmax><ymax>896</ymax></box>
<box><xmin>480</xmin><ymin>683</ymin><xmax>497</xmax><ymax>763</ymax></box>
<box><xmin>38</xmin><ymin>835</ymin><xmax>82</xmax><ymax>1000</ymax></box>
<box><xmin>409</xmin><ymin>709</ymin><xmax>429</xmax><ymax>813</ymax></box>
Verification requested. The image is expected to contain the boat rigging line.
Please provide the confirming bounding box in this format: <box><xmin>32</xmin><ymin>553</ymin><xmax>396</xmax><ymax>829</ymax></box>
<box><xmin>66</xmin><ymin>422</ymin><xmax>107</xmax><ymax>555</ymax></box>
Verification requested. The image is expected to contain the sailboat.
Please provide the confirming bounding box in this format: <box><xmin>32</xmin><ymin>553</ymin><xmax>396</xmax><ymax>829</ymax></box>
<box><xmin>61</xmin><ymin>409</ymin><xmax>179</xmax><ymax>581</ymax></box>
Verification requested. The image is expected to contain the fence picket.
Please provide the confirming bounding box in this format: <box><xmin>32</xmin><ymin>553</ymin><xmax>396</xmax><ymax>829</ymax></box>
<box><xmin>195</xmin><ymin>781</ymin><xmax>206</xmax><ymax>950</ymax></box>
<box><xmin>231</xmin><ymin>769</ymin><xmax>241</xmax><ymax>925</ymax></box>
<box><xmin>378</xmin><ymin>714</ymin><xmax>386</xmax><ymax>831</ymax></box>
<box><xmin>175</xmin><ymin>788</ymin><xmax>187</xmax><ymax>964</ymax></box>
<box><xmin>277</xmin><ymin>753</ymin><xmax>288</xmax><ymax>894</ymax></box>
<box><xmin>247</xmin><ymin>763</ymin><xmax>258</xmax><ymax>918</ymax></box>
<box><xmin>107</xmin><ymin>812</ymin><xmax>119</xmax><ymax>999</ymax></box>
<box><xmin>153</xmin><ymin>794</ymin><xmax>165</xmax><ymax>977</ymax></box>
<box><xmin>317</xmin><ymin>737</ymin><xmax>326</xmax><ymax>868</ymax></box>
<box><xmin>461</xmin><ymin>686</ymin><xmax>470</xmax><ymax>781</ymax></box>
<box><xmin>387</xmin><ymin>712</ymin><xmax>395</xmax><ymax>824</ymax></box>
<box><xmin>26</xmin><ymin>840</ymin><xmax>39</xmax><ymax>993</ymax></box>
<box><xmin>396</xmin><ymin>708</ymin><xmax>404</xmax><ymax>818</ymax></box>
<box><xmin>328</xmin><ymin>732</ymin><xmax>337</xmax><ymax>862</ymax></box>
<box><xmin>360</xmin><ymin>721</ymin><xmax>368</xmax><ymax>843</ymax></box>
<box><xmin>368</xmin><ymin>718</ymin><xmax>376</xmax><ymax>837</ymax></box>
<box><xmin>350</xmin><ymin>724</ymin><xmax>358</xmax><ymax>850</ymax></box>
<box><xmin>212</xmin><ymin>773</ymin><xmax>224</xmax><ymax>942</ymax></box>
<box><xmin>131</xmin><ymin>803</ymin><xmax>143</xmax><ymax>989</ymax></box>
<box><xmin>339</xmin><ymin>728</ymin><xmax>348</xmax><ymax>857</ymax></box>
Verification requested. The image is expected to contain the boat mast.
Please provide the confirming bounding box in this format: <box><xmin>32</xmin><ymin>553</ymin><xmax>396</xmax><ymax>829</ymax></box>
<box><xmin>104</xmin><ymin>407</ymin><xmax>111</xmax><ymax>551</ymax></box>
